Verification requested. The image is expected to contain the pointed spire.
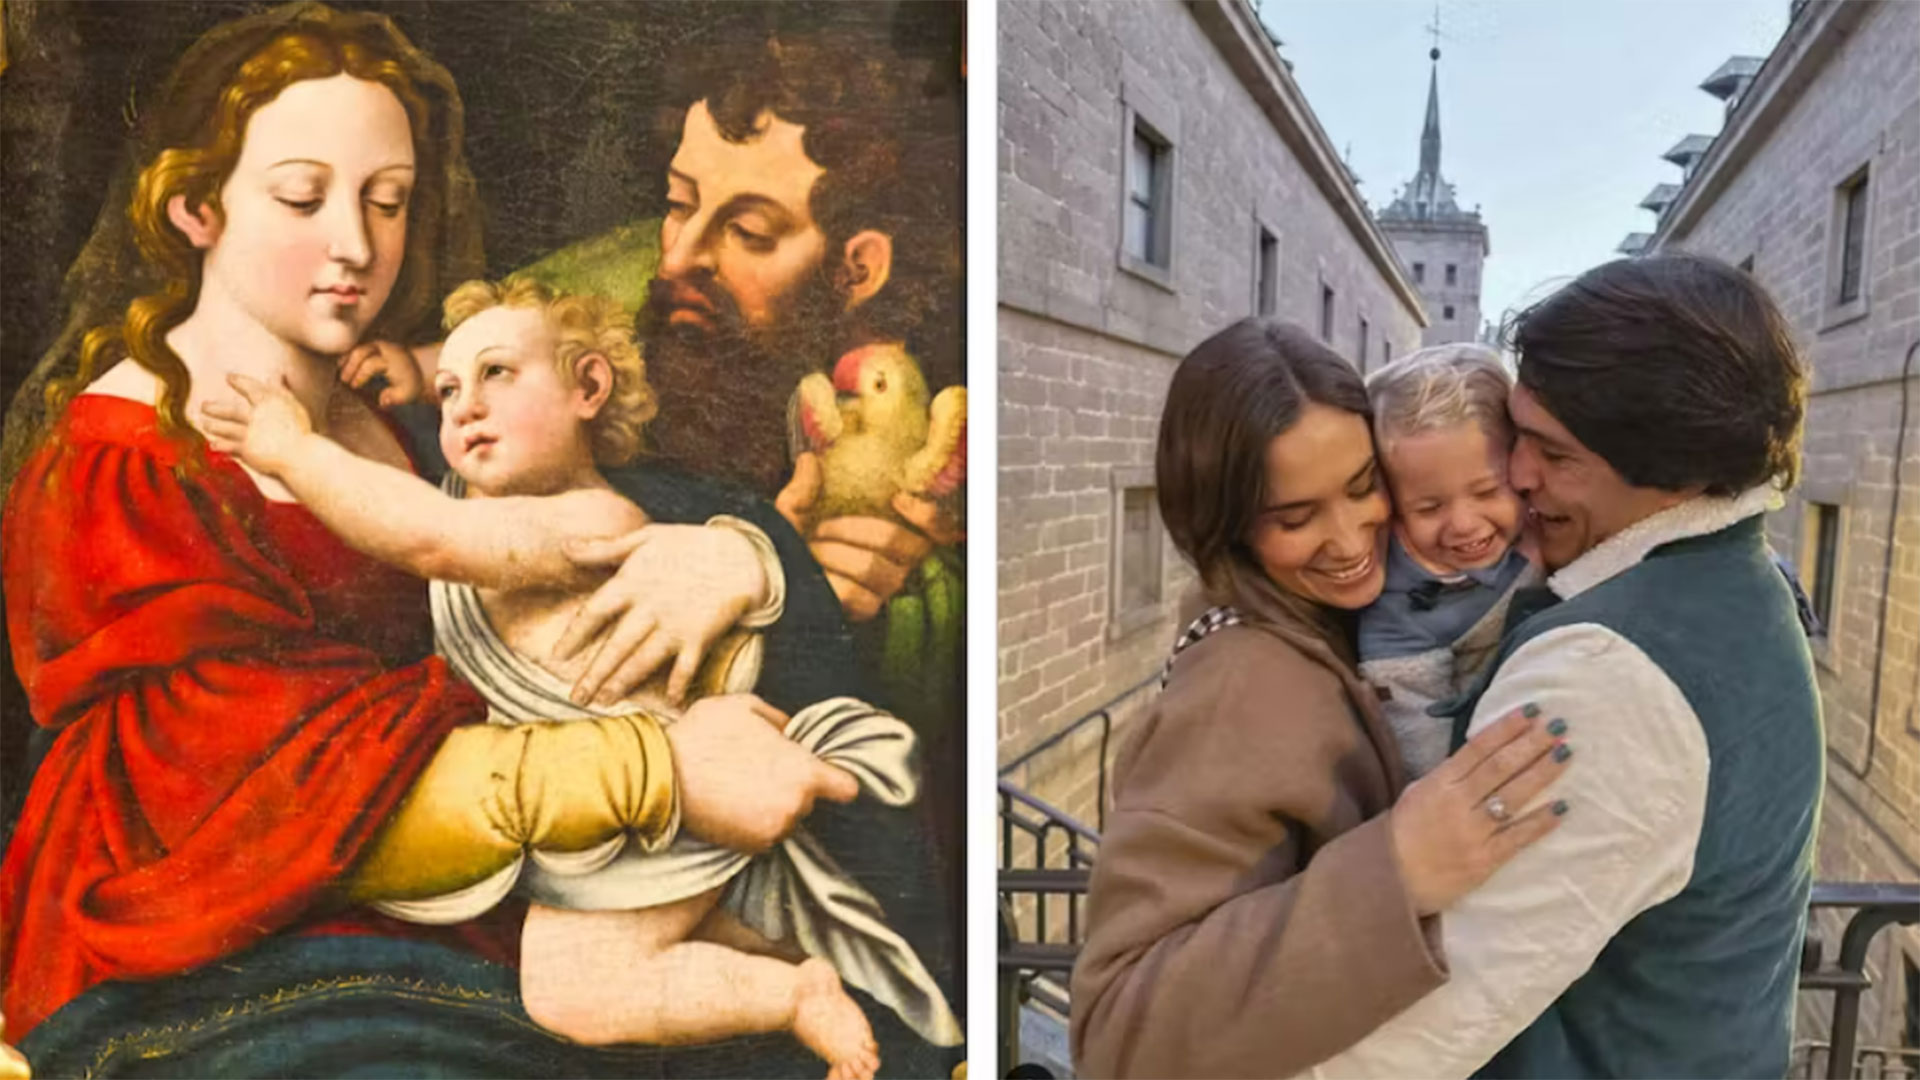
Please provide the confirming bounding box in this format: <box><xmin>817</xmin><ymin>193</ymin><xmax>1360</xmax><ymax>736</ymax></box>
<box><xmin>1380</xmin><ymin>32</ymin><xmax>1476</xmax><ymax>227</ymax></box>
<box><xmin>1420</xmin><ymin>55</ymin><xmax>1443</xmax><ymax>184</ymax></box>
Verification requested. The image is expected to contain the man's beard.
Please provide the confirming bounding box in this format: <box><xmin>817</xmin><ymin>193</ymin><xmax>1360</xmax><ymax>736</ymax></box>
<box><xmin>640</xmin><ymin>264</ymin><xmax>850</xmax><ymax>494</ymax></box>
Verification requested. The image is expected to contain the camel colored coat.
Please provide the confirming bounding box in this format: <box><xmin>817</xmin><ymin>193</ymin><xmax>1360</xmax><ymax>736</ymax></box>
<box><xmin>1069</xmin><ymin>578</ymin><xmax>1448</xmax><ymax>1078</ymax></box>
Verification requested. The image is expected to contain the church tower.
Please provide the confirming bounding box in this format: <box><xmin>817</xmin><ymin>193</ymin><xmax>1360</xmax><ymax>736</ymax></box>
<box><xmin>1379</xmin><ymin>44</ymin><xmax>1490</xmax><ymax>347</ymax></box>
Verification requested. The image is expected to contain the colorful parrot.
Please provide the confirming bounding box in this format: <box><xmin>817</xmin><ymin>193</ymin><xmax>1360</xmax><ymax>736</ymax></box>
<box><xmin>789</xmin><ymin>343</ymin><xmax>967</xmax><ymax>529</ymax></box>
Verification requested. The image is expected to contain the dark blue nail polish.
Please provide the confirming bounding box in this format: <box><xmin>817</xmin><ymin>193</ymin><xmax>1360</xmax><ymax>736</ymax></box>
<box><xmin>1552</xmin><ymin>800</ymin><xmax>1570</xmax><ymax>816</ymax></box>
<box><xmin>1523</xmin><ymin>703</ymin><xmax>1541</xmax><ymax>719</ymax></box>
<box><xmin>1552</xmin><ymin>743</ymin><xmax>1572</xmax><ymax>763</ymax></box>
<box><xmin>1547</xmin><ymin>718</ymin><xmax>1567</xmax><ymax>737</ymax></box>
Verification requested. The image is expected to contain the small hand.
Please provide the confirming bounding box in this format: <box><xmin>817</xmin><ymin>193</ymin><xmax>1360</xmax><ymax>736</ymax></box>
<box><xmin>199</xmin><ymin>372</ymin><xmax>315</xmax><ymax>476</ymax></box>
<box><xmin>339</xmin><ymin>340</ymin><xmax>432</xmax><ymax>408</ymax></box>
<box><xmin>776</xmin><ymin>454</ymin><xmax>964</xmax><ymax>622</ymax></box>
<box><xmin>554</xmin><ymin>524</ymin><xmax>767</xmax><ymax>707</ymax></box>
<box><xmin>668</xmin><ymin>694</ymin><xmax>859</xmax><ymax>853</ymax></box>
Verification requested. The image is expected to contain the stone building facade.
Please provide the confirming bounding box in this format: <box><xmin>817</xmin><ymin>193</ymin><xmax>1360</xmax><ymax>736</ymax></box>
<box><xmin>1644</xmin><ymin>0</ymin><xmax>1920</xmax><ymax>1060</ymax></box>
<box><xmin>997</xmin><ymin>0</ymin><xmax>1426</xmax><ymax>828</ymax></box>
<box><xmin>1379</xmin><ymin>53</ymin><xmax>1491</xmax><ymax>348</ymax></box>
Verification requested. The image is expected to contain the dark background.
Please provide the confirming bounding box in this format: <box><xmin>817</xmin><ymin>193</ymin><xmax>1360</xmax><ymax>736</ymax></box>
<box><xmin>0</xmin><ymin>0</ymin><xmax>963</xmax><ymax>836</ymax></box>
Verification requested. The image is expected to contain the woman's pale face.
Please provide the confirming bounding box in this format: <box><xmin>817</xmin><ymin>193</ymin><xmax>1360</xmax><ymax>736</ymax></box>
<box><xmin>199</xmin><ymin>74</ymin><xmax>415</xmax><ymax>356</ymax></box>
<box><xmin>1246</xmin><ymin>403</ymin><xmax>1391</xmax><ymax>610</ymax></box>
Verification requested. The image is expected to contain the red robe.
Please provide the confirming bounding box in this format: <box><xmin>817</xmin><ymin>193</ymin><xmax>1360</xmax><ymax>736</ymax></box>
<box><xmin>1</xmin><ymin>396</ymin><xmax>504</xmax><ymax>1036</ymax></box>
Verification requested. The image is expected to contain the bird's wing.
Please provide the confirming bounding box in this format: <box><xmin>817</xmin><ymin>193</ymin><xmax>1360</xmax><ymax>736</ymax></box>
<box><xmin>904</xmin><ymin>385</ymin><xmax>967</xmax><ymax>497</ymax></box>
<box><xmin>787</xmin><ymin>372</ymin><xmax>842</xmax><ymax>460</ymax></box>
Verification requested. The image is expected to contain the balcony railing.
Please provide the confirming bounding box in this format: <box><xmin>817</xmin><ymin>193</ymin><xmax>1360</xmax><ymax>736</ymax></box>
<box><xmin>999</xmin><ymin>688</ymin><xmax>1920</xmax><ymax>1078</ymax></box>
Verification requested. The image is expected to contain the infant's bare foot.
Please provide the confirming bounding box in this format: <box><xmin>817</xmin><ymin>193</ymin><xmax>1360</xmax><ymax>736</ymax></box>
<box><xmin>792</xmin><ymin>958</ymin><xmax>879</xmax><ymax>1080</ymax></box>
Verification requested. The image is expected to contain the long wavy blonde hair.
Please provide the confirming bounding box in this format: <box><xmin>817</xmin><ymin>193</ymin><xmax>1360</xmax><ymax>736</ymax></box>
<box><xmin>37</xmin><ymin>4</ymin><xmax>475</xmax><ymax>458</ymax></box>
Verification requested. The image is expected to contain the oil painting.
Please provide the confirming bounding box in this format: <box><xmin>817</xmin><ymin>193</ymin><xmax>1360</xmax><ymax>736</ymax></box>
<box><xmin>0</xmin><ymin>2</ymin><xmax>965</xmax><ymax>1076</ymax></box>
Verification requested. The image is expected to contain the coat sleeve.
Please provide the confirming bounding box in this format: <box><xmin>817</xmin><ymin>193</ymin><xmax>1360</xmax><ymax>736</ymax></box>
<box><xmin>1299</xmin><ymin>623</ymin><xmax>1707</xmax><ymax>1080</ymax></box>
<box><xmin>1068</xmin><ymin>631</ymin><xmax>1448</xmax><ymax>1079</ymax></box>
<box><xmin>1</xmin><ymin>439</ymin><xmax>487</xmax><ymax>1035</ymax></box>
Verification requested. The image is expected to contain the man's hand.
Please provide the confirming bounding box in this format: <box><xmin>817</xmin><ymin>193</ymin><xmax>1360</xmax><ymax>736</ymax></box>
<box><xmin>554</xmin><ymin>523</ymin><xmax>766</xmax><ymax>706</ymax></box>
<box><xmin>667</xmin><ymin>694</ymin><xmax>859</xmax><ymax>853</ymax></box>
<box><xmin>340</xmin><ymin>340</ymin><xmax>433</xmax><ymax>408</ymax></box>
<box><xmin>198</xmin><ymin>372</ymin><xmax>316</xmax><ymax>477</ymax></box>
<box><xmin>777</xmin><ymin>451</ymin><xmax>964</xmax><ymax>622</ymax></box>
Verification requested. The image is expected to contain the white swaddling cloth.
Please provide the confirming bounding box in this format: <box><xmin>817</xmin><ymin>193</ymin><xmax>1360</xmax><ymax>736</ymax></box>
<box><xmin>370</xmin><ymin>573</ymin><xmax>964</xmax><ymax>1048</ymax></box>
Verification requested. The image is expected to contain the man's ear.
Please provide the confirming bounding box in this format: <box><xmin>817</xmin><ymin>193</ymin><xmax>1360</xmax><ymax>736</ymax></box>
<box><xmin>839</xmin><ymin>229</ymin><xmax>893</xmax><ymax>311</ymax></box>
<box><xmin>572</xmin><ymin>352</ymin><xmax>615</xmax><ymax>418</ymax></box>
<box><xmin>166</xmin><ymin>195</ymin><xmax>221</xmax><ymax>250</ymax></box>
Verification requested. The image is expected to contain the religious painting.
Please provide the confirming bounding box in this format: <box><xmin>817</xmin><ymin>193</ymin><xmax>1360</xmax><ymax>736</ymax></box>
<box><xmin>0</xmin><ymin>2</ymin><xmax>965</xmax><ymax>1076</ymax></box>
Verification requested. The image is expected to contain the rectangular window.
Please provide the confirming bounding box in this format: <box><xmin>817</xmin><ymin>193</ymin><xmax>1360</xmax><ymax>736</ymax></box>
<box><xmin>1412</xmin><ymin>262</ymin><xmax>1425</xmax><ymax>284</ymax></box>
<box><xmin>1838</xmin><ymin>172</ymin><xmax>1868</xmax><ymax>305</ymax></box>
<box><xmin>1109</xmin><ymin>467</ymin><xmax>1164</xmax><ymax>638</ymax></box>
<box><xmin>1445</xmin><ymin>263</ymin><xmax>1458</xmax><ymax>286</ymax></box>
<box><xmin>1906</xmin><ymin>955</ymin><xmax>1920</xmax><ymax>1052</ymax></box>
<box><xmin>1320</xmin><ymin>284</ymin><xmax>1335</xmax><ymax>342</ymax></box>
<box><xmin>1811</xmin><ymin>502</ymin><xmax>1840</xmax><ymax>631</ymax></box>
<box><xmin>1123</xmin><ymin>119</ymin><xmax>1172</xmax><ymax>272</ymax></box>
<box><xmin>1443</xmin><ymin>304</ymin><xmax>1455</xmax><ymax>320</ymax></box>
<box><xmin>1383</xmin><ymin>339</ymin><xmax>1391</xmax><ymax>365</ymax></box>
<box><xmin>1119</xmin><ymin>487</ymin><xmax>1160</xmax><ymax>613</ymax></box>
<box><xmin>1357</xmin><ymin>317</ymin><xmax>1370</xmax><ymax>369</ymax></box>
<box><xmin>1256</xmin><ymin>227</ymin><xmax>1279</xmax><ymax>316</ymax></box>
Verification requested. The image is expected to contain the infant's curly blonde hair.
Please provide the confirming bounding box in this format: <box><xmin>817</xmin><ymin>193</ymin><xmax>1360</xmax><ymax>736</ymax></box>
<box><xmin>442</xmin><ymin>278</ymin><xmax>657</xmax><ymax>466</ymax></box>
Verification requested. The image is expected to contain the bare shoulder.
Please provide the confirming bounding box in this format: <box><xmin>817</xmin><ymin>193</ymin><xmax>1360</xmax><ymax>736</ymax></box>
<box><xmin>84</xmin><ymin>360</ymin><xmax>161</xmax><ymax>403</ymax></box>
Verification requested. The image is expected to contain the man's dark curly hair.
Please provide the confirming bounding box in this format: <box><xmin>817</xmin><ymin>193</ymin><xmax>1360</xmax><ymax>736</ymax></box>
<box><xmin>677</xmin><ymin>10</ymin><xmax>963</xmax><ymax>385</ymax></box>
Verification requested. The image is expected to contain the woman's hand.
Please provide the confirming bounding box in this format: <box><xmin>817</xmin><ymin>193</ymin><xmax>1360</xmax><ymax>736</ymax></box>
<box><xmin>1390</xmin><ymin>703</ymin><xmax>1573</xmax><ymax>915</ymax></box>
<box><xmin>339</xmin><ymin>339</ymin><xmax>430</xmax><ymax>408</ymax></box>
<box><xmin>667</xmin><ymin>695</ymin><xmax>859</xmax><ymax>853</ymax></box>
<box><xmin>554</xmin><ymin>523</ymin><xmax>769</xmax><ymax>707</ymax></box>
<box><xmin>199</xmin><ymin>372</ymin><xmax>315</xmax><ymax>477</ymax></box>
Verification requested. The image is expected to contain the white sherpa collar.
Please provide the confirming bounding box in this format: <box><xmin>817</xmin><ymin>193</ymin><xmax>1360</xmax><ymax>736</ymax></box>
<box><xmin>1547</xmin><ymin>485</ymin><xmax>1782</xmax><ymax>600</ymax></box>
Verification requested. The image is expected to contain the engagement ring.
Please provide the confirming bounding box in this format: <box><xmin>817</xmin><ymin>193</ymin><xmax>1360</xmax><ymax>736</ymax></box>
<box><xmin>1484</xmin><ymin>795</ymin><xmax>1511</xmax><ymax>824</ymax></box>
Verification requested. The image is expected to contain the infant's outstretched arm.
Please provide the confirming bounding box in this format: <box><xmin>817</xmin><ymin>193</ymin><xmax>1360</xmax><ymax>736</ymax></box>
<box><xmin>201</xmin><ymin>372</ymin><xmax>624</xmax><ymax>590</ymax></box>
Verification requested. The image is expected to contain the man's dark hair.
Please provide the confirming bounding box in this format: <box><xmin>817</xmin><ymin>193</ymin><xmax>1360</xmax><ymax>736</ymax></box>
<box><xmin>1509</xmin><ymin>252</ymin><xmax>1807</xmax><ymax>495</ymax></box>
<box><xmin>679</xmin><ymin>12</ymin><xmax>962</xmax><ymax>385</ymax></box>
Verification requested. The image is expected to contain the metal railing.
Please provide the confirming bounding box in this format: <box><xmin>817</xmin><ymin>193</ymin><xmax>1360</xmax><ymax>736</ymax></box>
<box><xmin>1800</xmin><ymin>883</ymin><xmax>1920</xmax><ymax>1078</ymax></box>
<box><xmin>997</xmin><ymin>675</ymin><xmax>1156</xmax><ymax>833</ymax></box>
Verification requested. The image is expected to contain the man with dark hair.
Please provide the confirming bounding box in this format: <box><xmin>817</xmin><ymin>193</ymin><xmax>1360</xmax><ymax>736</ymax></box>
<box><xmin>513</xmin><ymin>25</ymin><xmax>965</xmax><ymax>736</ymax></box>
<box><xmin>1305</xmin><ymin>252</ymin><xmax>1823</xmax><ymax>1078</ymax></box>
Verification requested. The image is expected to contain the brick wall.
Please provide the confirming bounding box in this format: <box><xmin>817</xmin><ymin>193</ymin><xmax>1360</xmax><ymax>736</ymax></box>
<box><xmin>1658</xmin><ymin>0</ymin><xmax>1920</xmax><ymax>1053</ymax></box>
<box><xmin>997</xmin><ymin>0</ymin><xmax>1425</xmax><ymax>831</ymax></box>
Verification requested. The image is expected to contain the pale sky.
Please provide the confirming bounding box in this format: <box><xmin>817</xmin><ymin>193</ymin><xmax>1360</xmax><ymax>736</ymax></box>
<box><xmin>1259</xmin><ymin>0</ymin><xmax>1791</xmax><ymax>333</ymax></box>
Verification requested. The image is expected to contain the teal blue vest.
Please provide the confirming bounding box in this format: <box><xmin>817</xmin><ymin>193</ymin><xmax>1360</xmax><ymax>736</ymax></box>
<box><xmin>1445</xmin><ymin>516</ymin><xmax>1824</xmax><ymax>1079</ymax></box>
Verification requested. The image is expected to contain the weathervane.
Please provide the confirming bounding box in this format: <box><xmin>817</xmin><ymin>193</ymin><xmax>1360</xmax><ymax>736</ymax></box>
<box><xmin>1425</xmin><ymin>2</ymin><xmax>1446</xmax><ymax>61</ymax></box>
